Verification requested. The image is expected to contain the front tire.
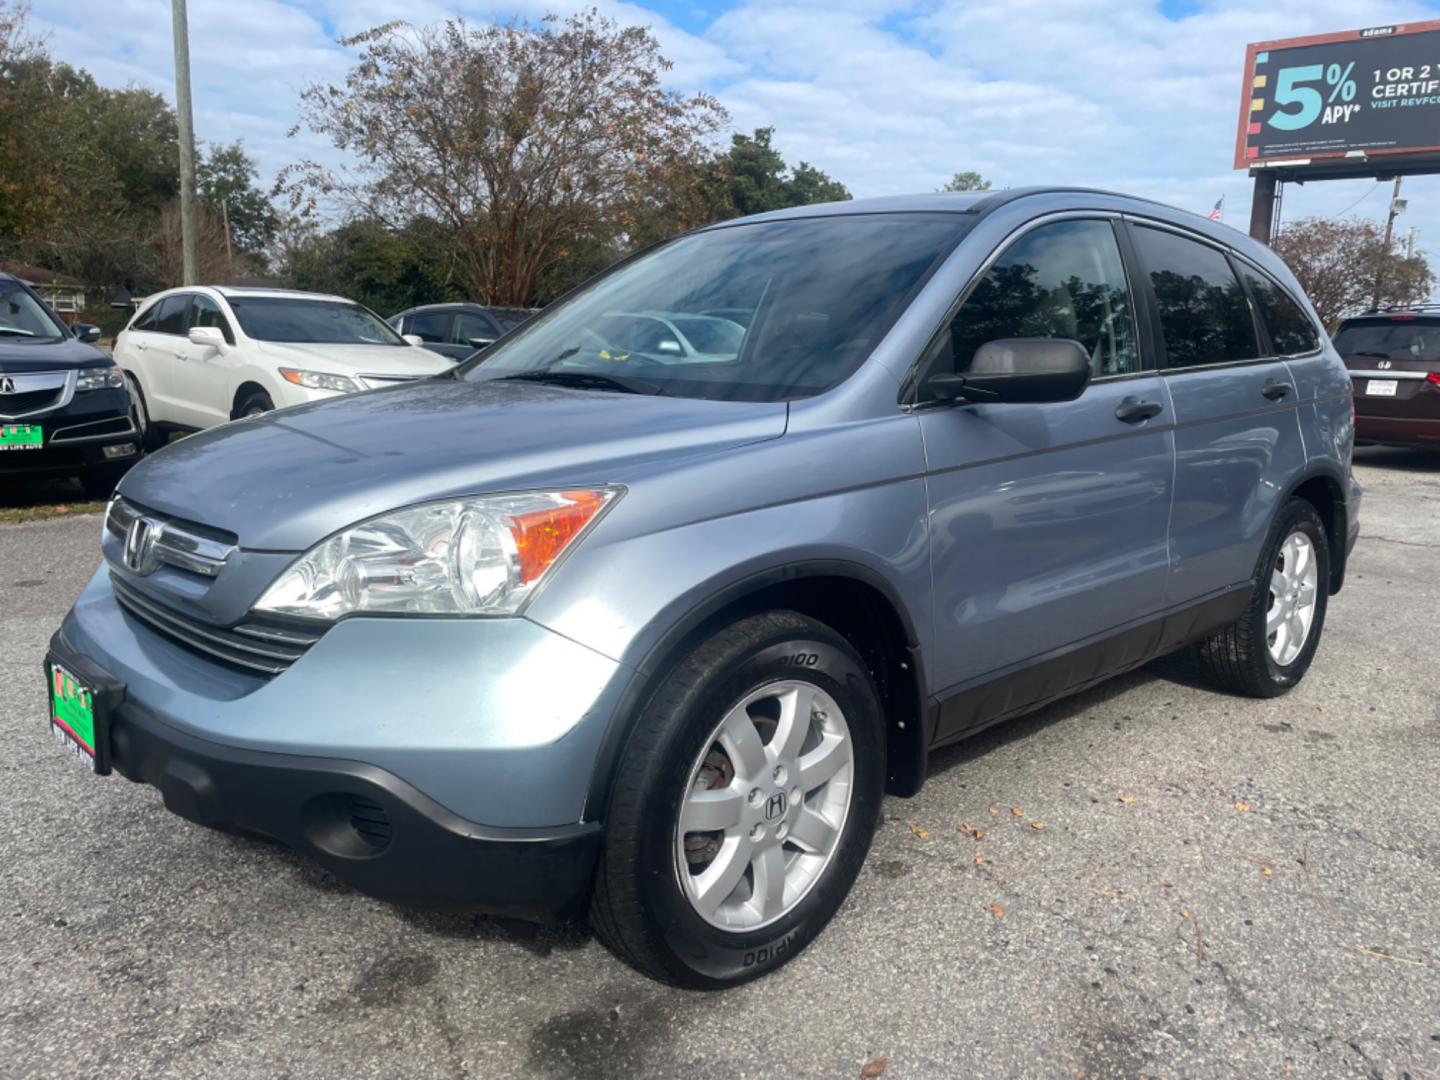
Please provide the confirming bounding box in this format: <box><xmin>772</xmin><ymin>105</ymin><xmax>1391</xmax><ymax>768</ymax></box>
<box><xmin>590</xmin><ymin>611</ymin><xmax>885</xmax><ymax>988</ymax></box>
<box><xmin>127</xmin><ymin>374</ymin><xmax>166</xmax><ymax>452</ymax></box>
<box><xmin>1194</xmin><ymin>498</ymin><xmax>1329</xmax><ymax>698</ymax></box>
<box><xmin>236</xmin><ymin>389</ymin><xmax>275</xmax><ymax>418</ymax></box>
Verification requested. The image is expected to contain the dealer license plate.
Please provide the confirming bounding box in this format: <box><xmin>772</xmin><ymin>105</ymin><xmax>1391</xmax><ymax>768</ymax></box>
<box><xmin>1366</xmin><ymin>379</ymin><xmax>1398</xmax><ymax>397</ymax></box>
<box><xmin>48</xmin><ymin>662</ymin><xmax>104</xmax><ymax>772</ymax></box>
<box><xmin>0</xmin><ymin>424</ymin><xmax>42</xmax><ymax>450</ymax></box>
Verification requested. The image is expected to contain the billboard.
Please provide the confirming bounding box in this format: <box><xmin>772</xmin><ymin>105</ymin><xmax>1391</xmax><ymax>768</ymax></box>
<box><xmin>1235</xmin><ymin>20</ymin><xmax>1440</xmax><ymax>170</ymax></box>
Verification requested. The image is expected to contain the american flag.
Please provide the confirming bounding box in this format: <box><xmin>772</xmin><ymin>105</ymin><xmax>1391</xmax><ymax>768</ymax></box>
<box><xmin>1208</xmin><ymin>197</ymin><xmax>1224</xmax><ymax>222</ymax></box>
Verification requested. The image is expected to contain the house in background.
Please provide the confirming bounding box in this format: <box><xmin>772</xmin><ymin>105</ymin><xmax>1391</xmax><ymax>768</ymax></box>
<box><xmin>0</xmin><ymin>262</ymin><xmax>86</xmax><ymax>322</ymax></box>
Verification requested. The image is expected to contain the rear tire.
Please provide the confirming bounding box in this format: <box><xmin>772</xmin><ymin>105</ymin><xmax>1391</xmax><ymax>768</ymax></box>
<box><xmin>1194</xmin><ymin>498</ymin><xmax>1329</xmax><ymax>698</ymax></box>
<box><xmin>590</xmin><ymin>610</ymin><xmax>885</xmax><ymax>988</ymax></box>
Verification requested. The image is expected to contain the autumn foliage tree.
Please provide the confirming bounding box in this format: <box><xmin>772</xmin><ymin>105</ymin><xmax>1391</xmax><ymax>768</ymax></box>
<box><xmin>280</xmin><ymin>11</ymin><xmax>728</xmax><ymax>307</ymax></box>
<box><xmin>1272</xmin><ymin>216</ymin><xmax>1434</xmax><ymax>330</ymax></box>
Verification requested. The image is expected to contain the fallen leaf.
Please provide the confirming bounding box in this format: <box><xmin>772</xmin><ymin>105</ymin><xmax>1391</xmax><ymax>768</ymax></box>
<box><xmin>988</xmin><ymin>806</ymin><xmax>999</xmax><ymax>816</ymax></box>
<box><xmin>1119</xmin><ymin>795</ymin><xmax>1137</xmax><ymax>805</ymax></box>
<box><xmin>1316</xmin><ymin>705</ymin><xmax>1327</xmax><ymax>714</ymax></box>
<box><xmin>1233</xmin><ymin>801</ymin><xmax>1251</xmax><ymax>812</ymax></box>
<box><xmin>960</xmin><ymin>823</ymin><xmax>987</xmax><ymax>840</ymax></box>
<box><xmin>907</xmin><ymin>821</ymin><xmax>929</xmax><ymax>841</ymax></box>
<box><xmin>1179</xmin><ymin>907</ymin><xmax>1191</xmax><ymax>918</ymax></box>
<box><xmin>1011</xmin><ymin>807</ymin><xmax>1024</xmax><ymax>817</ymax></box>
<box><xmin>986</xmin><ymin>903</ymin><xmax>1006</xmax><ymax>919</ymax></box>
<box><xmin>1030</xmin><ymin>820</ymin><xmax>1045</xmax><ymax>831</ymax></box>
<box><xmin>860</xmin><ymin>1058</ymin><xmax>887</xmax><ymax>1079</ymax></box>
<box><xmin>974</xmin><ymin>854</ymin><xmax>984</xmax><ymax>866</ymax></box>
<box><xmin>1262</xmin><ymin>865</ymin><xmax>1273</xmax><ymax>877</ymax></box>
<box><xmin>56</xmin><ymin>505</ymin><xmax>70</xmax><ymax>514</ymax></box>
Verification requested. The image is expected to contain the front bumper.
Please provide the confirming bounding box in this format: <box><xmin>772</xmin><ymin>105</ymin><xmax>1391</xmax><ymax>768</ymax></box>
<box><xmin>52</xmin><ymin>567</ymin><xmax>631</xmax><ymax>914</ymax></box>
<box><xmin>52</xmin><ymin>624</ymin><xmax>599</xmax><ymax>918</ymax></box>
<box><xmin>0</xmin><ymin>385</ymin><xmax>140</xmax><ymax>478</ymax></box>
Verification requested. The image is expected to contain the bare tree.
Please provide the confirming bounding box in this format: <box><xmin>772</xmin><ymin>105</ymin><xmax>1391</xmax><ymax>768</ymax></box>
<box><xmin>279</xmin><ymin>11</ymin><xmax>727</xmax><ymax>306</ymax></box>
<box><xmin>1272</xmin><ymin>216</ymin><xmax>1434</xmax><ymax>330</ymax></box>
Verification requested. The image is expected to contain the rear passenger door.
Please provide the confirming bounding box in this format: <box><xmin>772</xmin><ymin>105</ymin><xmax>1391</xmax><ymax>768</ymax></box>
<box><xmin>1125</xmin><ymin>222</ymin><xmax>1307</xmax><ymax>606</ymax></box>
<box><xmin>918</xmin><ymin>217</ymin><xmax>1175</xmax><ymax>737</ymax></box>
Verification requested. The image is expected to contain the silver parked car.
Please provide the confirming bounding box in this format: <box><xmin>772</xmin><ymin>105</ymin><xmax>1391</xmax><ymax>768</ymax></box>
<box><xmin>47</xmin><ymin>188</ymin><xmax>1359</xmax><ymax>987</ymax></box>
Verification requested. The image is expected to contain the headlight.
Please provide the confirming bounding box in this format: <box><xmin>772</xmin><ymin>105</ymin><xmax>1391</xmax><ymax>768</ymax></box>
<box><xmin>278</xmin><ymin>368</ymin><xmax>361</xmax><ymax>393</ymax></box>
<box><xmin>254</xmin><ymin>488</ymin><xmax>620</xmax><ymax>620</ymax></box>
<box><xmin>76</xmin><ymin>366</ymin><xmax>125</xmax><ymax>392</ymax></box>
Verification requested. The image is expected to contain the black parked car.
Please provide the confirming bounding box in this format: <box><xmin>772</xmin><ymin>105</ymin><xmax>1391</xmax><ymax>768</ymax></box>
<box><xmin>388</xmin><ymin>303</ymin><xmax>538</xmax><ymax>361</ymax></box>
<box><xmin>0</xmin><ymin>272</ymin><xmax>141</xmax><ymax>497</ymax></box>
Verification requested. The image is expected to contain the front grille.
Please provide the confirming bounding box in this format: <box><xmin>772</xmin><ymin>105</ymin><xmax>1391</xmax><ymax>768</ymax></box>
<box><xmin>348</xmin><ymin>797</ymin><xmax>393</xmax><ymax>849</ymax></box>
<box><xmin>0</xmin><ymin>387</ymin><xmax>63</xmax><ymax>416</ymax></box>
<box><xmin>111</xmin><ymin>574</ymin><xmax>325</xmax><ymax>676</ymax></box>
<box><xmin>358</xmin><ymin>373</ymin><xmax>422</xmax><ymax>390</ymax></box>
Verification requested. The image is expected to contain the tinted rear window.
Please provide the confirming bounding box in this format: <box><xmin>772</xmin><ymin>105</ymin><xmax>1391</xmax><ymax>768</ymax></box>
<box><xmin>1133</xmin><ymin>226</ymin><xmax>1260</xmax><ymax>369</ymax></box>
<box><xmin>1334</xmin><ymin>320</ymin><xmax>1440</xmax><ymax>362</ymax></box>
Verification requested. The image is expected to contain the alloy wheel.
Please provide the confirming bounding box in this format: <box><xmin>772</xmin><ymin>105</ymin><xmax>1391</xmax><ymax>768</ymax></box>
<box><xmin>675</xmin><ymin>679</ymin><xmax>854</xmax><ymax>931</ymax></box>
<box><xmin>1267</xmin><ymin>530</ymin><xmax>1319</xmax><ymax>666</ymax></box>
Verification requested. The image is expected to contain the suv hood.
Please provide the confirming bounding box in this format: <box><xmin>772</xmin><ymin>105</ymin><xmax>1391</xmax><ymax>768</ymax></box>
<box><xmin>254</xmin><ymin>339</ymin><xmax>453</xmax><ymax>376</ymax></box>
<box><xmin>118</xmin><ymin>378</ymin><xmax>788</xmax><ymax>550</ymax></box>
<box><xmin>0</xmin><ymin>336</ymin><xmax>111</xmax><ymax>372</ymax></box>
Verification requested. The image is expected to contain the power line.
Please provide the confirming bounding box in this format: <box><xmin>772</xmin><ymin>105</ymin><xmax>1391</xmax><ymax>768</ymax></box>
<box><xmin>1331</xmin><ymin>182</ymin><xmax>1382</xmax><ymax>220</ymax></box>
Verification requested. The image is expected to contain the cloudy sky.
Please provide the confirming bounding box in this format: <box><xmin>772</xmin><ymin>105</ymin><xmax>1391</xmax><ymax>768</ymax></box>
<box><xmin>26</xmin><ymin>0</ymin><xmax>1440</xmax><ymax>253</ymax></box>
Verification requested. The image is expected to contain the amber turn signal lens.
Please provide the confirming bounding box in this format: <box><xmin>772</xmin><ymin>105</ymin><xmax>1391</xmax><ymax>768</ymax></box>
<box><xmin>508</xmin><ymin>490</ymin><xmax>610</xmax><ymax>584</ymax></box>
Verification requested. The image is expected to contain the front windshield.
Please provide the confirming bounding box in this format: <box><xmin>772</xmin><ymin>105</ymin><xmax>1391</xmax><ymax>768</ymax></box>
<box><xmin>0</xmin><ymin>283</ymin><xmax>66</xmax><ymax>341</ymax></box>
<box><xmin>463</xmin><ymin>214</ymin><xmax>967</xmax><ymax>401</ymax></box>
<box><xmin>227</xmin><ymin>297</ymin><xmax>404</xmax><ymax>345</ymax></box>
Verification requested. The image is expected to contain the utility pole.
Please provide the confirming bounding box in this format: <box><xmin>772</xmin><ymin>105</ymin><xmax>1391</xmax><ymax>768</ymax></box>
<box><xmin>1371</xmin><ymin>176</ymin><xmax>1405</xmax><ymax>310</ymax></box>
<box><xmin>1404</xmin><ymin>226</ymin><xmax>1417</xmax><ymax>259</ymax></box>
<box><xmin>171</xmin><ymin>0</ymin><xmax>199</xmax><ymax>285</ymax></box>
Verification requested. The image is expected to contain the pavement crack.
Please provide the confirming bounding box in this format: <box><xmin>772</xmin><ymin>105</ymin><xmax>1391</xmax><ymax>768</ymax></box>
<box><xmin>1358</xmin><ymin>534</ymin><xmax>1439</xmax><ymax>549</ymax></box>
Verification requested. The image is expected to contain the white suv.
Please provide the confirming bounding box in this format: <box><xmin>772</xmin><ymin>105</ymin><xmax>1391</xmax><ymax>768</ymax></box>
<box><xmin>114</xmin><ymin>286</ymin><xmax>452</xmax><ymax>447</ymax></box>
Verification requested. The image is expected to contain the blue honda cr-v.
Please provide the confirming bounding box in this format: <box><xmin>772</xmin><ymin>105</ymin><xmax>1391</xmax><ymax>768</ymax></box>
<box><xmin>47</xmin><ymin>188</ymin><xmax>1360</xmax><ymax>987</ymax></box>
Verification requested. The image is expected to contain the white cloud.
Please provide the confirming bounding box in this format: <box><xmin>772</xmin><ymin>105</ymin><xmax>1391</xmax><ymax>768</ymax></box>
<box><xmin>26</xmin><ymin>0</ymin><xmax>1440</xmax><ymax>259</ymax></box>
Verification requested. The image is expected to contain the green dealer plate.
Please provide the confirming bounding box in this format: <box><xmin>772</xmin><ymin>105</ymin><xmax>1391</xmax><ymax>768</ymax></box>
<box><xmin>49</xmin><ymin>662</ymin><xmax>101</xmax><ymax>771</ymax></box>
<box><xmin>0</xmin><ymin>424</ymin><xmax>43</xmax><ymax>450</ymax></box>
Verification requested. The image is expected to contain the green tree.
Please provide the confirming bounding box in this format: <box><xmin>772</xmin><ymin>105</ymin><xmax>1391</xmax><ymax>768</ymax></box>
<box><xmin>199</xmin><ymin>142</ymin><xmax>279</xmax><ymax>253</ymax></box>
<box><xmin>939</xmin><ymin>171</ymin><xmax>991</xmax><ymax>193</ymax></box>
<box><xmin>279</xmin><ymin>216</ymin><xmax>468</xmax><ymax>316</ymax></box>
<box><xmin>713</xmin><ymin>128</ymin><xmax>849</xmax><ymax>217</ymax></box>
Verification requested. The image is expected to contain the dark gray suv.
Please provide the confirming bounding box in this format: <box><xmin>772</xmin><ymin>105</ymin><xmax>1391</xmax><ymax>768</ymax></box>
<box><xmin>46</xmin><ymin>188</ymin><xmax>1359</xmax><ymax>987</ymax></box>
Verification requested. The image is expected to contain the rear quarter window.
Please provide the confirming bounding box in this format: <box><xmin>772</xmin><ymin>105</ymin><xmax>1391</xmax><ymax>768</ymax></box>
<box><xmin>1132</xmin><ymin>225</ymin><xmax>1260</xmax><ymax>369</ymax></box>
<box><xmin>1242</xmin><ymin>269</ymin><xmax>1320</xmax><ymax>356</ymax></box>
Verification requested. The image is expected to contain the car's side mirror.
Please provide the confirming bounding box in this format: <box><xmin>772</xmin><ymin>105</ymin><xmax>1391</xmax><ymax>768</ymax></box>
<box><xmin>466</xmin><ymin>336</ymin><xmax>495</xmax><ymax>349</ymax></box>
<box><xmin>188</xmin><ymin>326</ymin><xmax>227</xmax><ymax>352</ymax></box>
<box><xmin>658</xmin><ymin>339</ymin><xmax>683</xmax><ymax>355</ymax></box>
<box><xmin>925</xmin><ymin>338</ymin><xmax>1092</xmax><ymax>404</ymax></box>
<box><xmin>402</xmin><ymin>333</ymin><xmax>425</xmax><ymax>347</ymax></box>
<box><xmin>72</xmin><ymin>323</ymin><xmax>101</xmax><ymax>343</ymax></box>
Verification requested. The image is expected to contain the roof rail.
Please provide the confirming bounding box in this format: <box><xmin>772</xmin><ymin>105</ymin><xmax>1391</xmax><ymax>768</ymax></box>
<box><xmin>1360</xmin><ymin>302</ymin><xmax>1440</xmax><ymax>315</ymax></box>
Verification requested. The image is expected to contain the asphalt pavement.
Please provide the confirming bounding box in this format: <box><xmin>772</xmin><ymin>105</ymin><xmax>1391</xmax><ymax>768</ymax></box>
<box><xmin>1</xmin><ymin>447</ymin><xmax>1437</xmax><ymax>1080</ymax></box>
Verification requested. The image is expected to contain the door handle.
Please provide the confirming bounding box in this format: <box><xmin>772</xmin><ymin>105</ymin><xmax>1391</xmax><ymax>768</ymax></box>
<box><xmin>1261</xmin><ymin>380</ymin><xmax>1293</xmax><ymax>401</ymax></box>
<box><xmin>1114</xmin><ymin>397</ymin><xmax>1163</xmax><ymax>424</ymax></box>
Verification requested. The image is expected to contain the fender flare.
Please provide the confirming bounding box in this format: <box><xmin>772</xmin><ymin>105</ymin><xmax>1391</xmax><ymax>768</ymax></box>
<box><xmin>579</xmin><ymin>559</ymin><xmax>931</xmax><ymax>821</ymax></box>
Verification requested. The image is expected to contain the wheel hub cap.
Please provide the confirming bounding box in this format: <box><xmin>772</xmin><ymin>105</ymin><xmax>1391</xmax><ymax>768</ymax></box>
<box><xmin>674</xmin><ymin>679</ymin><xmax>854</xmax><ymax>931</ymax></box>
<box><xmin>1267</xmin><ymin>530</ymin><xmax>1319</xmax><ymax>666</ymax></box>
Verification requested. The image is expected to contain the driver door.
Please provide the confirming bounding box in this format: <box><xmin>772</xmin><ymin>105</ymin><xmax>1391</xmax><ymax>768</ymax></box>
<box><xmin>917</xmin><ymin>217</ymin><xmax>1175</xmax><ymax>739</ymax></box>
<box><xmin>171</xmin><ymin>294</ymin><xmax>237</xmax><ymax>428</ymax></box>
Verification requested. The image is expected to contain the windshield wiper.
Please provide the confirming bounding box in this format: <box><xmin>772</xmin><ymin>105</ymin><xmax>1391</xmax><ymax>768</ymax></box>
<box><xmin>493</xmin><ymin>370</ymin><xmax>669</xmax><ymax>396</ymax></box>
